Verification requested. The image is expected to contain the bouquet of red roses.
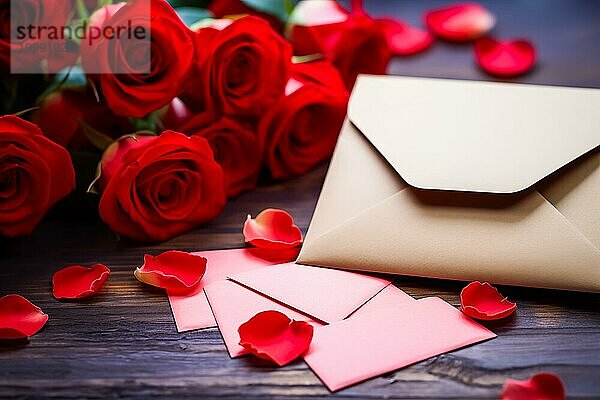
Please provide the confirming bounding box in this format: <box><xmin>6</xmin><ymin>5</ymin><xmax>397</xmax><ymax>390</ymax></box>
<box><xmin>0</xmin><ymin>0</ymin><xmax>533</xmax><ymax>242</ymax></box>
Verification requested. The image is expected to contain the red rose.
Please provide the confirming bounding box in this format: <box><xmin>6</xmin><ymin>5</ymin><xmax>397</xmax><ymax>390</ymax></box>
<box><xmin>259</xmin><ymin>60</ymin><xmax>348</xmax><ymax>179</ymax></box>
<box><xmin>186</xmin><ymin>16</ymin><xmax>292</xmax><ymax>117</ymax></box>
<box><xmin>81</xmin><ymin>0</ymin><xmax>195</xmax><ymax>118</ymax></box>
<box><xmin>33</xmin><ymin>89</ymin><xmax>134</xmax><ymax>150</ymax></box>
<box><xmin>97</xmin><ymin>131</ymin><xmax>226</xmax><ymax>242</ymax></box>
<box><xmin>178</xmin><ymin>112</ymin><xmax>261</xmax><ymax>197</ymax></box>
<box><xmin>0</xmin><ymin>116</ymin><xmax>75</xmax><ymax>237</ymax></box>
<box><xmin>289</xmin><ymin>0</ymin><xmax>391</xmax><ymax>90</ymax></box>
<box><xmin>209</xmin><ymin>0</ymin><xmax>286</xmax><ymax>33</ymax></box>
<box><xmin>0</xmin><ymin>0</ymin><xmax>71</xmax><ymax>72</ymax></box>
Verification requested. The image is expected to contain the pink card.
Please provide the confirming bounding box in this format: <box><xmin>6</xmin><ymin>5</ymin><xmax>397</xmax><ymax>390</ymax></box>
<box><xmin>229</xmin><ymin>263</ymin><xmax>391</xmax><ymax>323</ymax></box>
<box><xmin>168</xmin><ymin>248</ymin><xmax>299</xmax><ymax>332</ymax></box>
<box><xmin>349</xmin><ymin>284</ymin><xmax>415</xmax><ymax>318</ymax></box>
<box><xmin>204</xmin><ymin>279</ymin><xmax>324</xmax><ymax>358</ymax></box>
<box><xmin>303</xmin><ymin>297</ymin><xmax>496</xmax><ymax>391</ymax></box>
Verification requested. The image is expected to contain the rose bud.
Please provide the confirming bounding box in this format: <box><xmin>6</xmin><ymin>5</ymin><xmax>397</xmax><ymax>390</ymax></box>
<box><xmin>259</xmin><ymin>60</ymin><xmax>349</xmax><ymax>179</ymax></box>
<box><xmin>185</xmin><ymin>16</ymin><xmax>292</xmax><ymax>118</ymax></box>
<box><xmin>0</xmin><ymin>116</ymin><xmax>75</xmax><ymax>237</ymax></box>
<box><xmin>81</xmin><ymin>0</ymin><xmax>195</xmax><ymax>118</ymax></box>
<box><xmin>33</xmin><ymin>89</ymin><xmax>133</xmax><ymax>151</ymax></box>
<box><xmin>160</xmin><ymin>98</ymin><xmax>194</xmax><ymax>131</ymax></box>
<box><xmin>178</xmin><ymin>112</ymin><xmax>262</xmax><ymax>198</ymax></box>
<box><xmin>95</xmin><ymin>131</ymin><xmax>226</xmax><ymax>243</ymax></box>
<box><xmin>288</xmin><ymin>0</ymin><xmax>391</xmax><ymax>90</ymax></box>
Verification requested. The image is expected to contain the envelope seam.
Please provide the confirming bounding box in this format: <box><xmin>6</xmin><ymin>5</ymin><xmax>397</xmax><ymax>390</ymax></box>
<box><xmin>537</xmin><ymin>190</ymin><xmax>600</xmax><ymax>252</ymax></box>
<box><xmin>300</xmin><ymin>188</ymin><xmax>408</xmax><ymax>253</ymax></box>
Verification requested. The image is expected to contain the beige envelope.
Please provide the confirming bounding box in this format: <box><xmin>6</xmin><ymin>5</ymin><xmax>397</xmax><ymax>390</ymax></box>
<box><xmin>297</xmin><ymin>75</ymin><xmax>600</xmax><ymax>292</ymax></box>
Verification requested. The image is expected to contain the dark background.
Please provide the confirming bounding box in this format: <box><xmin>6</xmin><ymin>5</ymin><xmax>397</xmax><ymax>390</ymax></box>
<box><xmin>2</xmin><ymin>1</ymin><xmax>600</xmax><ymax>399</ymax></box>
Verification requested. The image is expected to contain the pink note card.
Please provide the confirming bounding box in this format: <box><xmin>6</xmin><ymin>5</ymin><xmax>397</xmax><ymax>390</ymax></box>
<box><xmin>303</xmin><ymin>297</ymin><xmax>496</xmax><ymax>391</ymax></box>
<box><xmin>168</xmin><ymin>248</ymin><xmax>299</xmax><ymax>332</ymax></box>
<box><xmin>204</xmin><ymin>279</ymin><xmax>324</xmax><ymax>358</ymax></box>
<box><xmin>229</xmin><ymin>263</ymin><xmax>391</xmax><ymax>323</ymax></box>
<box><xmin>349</xmin><ymin>284</ymin><xmax>415</xmax><ymax>318</ymax></box>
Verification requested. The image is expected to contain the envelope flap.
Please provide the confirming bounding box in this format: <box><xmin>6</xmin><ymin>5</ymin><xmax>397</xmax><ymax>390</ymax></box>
<box><xmin>348</xmin><ymin>75</ymin><xmax>600</xmax><ymax>193</ymax></box>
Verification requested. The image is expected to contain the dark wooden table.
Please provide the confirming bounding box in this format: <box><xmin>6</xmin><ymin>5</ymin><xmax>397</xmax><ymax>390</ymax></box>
<box><xmin>2</xmin><ymin>1</ymin><xmax>600</xmax><ymax>399</ymax></box>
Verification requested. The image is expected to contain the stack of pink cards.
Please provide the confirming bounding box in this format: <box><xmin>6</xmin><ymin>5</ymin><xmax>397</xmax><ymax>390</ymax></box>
<box><xmin>168</xmin><ymin>247</ymin><xmax>300</xmax><ymax>331</ymax></box>
<box><xmin>168</xmin><ymin>248</ymin><xmax>496</xmax><ymax>391</ymax></box>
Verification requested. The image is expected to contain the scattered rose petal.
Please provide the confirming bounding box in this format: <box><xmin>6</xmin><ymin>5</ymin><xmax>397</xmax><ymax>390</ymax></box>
<box><xmin>134</xmin><ymin>251</ymin><xmax>207</xmax><ymax>293</ymax></box>
<box><xmin>238</xmin><ymin>310</ymin><xmax>314</xmax><ymax>366</ymax></box>
<box><xmin>376</xmin><ymin>18</ymin><xmax>434</xmax><ymax>56</ymax></box>
<box><xmin>52</xmin><ymin>264</ymin><xmax>111</xmax><ymax>300</ymax></box>
<box><xmin>0</xmin><ymin>295</ymin><xmax>48</xmax><ymax>339</ymax></box>
<box><xmin>243</xmin><ymin>209</ymin><xmax>303</xmax><ymax>249</ymax></box>
<box><xmin>287</xmin><ymin>0</ymin><xmax>348</xmax><ymax>27</ymax></box>
<box><xmin>474</xmin><ymin>37</ymin><xmax>536</xmax><ymax>77</ymax></box>
<box><xmin>501</xmin><ymin>372</ymin><xmax>565</xmax><ymax>400</ymax></box>
<box><xmin>461</xmin><ymin>281</ymin><xmax>516</xmax><ymax>320</ymax></box>
<box><xmin>425</xmin><ymin>3</ymin><xmax>495</xmax><ymax>42</ymax></box>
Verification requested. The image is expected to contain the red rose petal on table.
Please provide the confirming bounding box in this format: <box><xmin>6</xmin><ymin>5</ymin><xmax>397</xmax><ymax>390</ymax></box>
<box><xmin>474</xmin><ymin>37</ymin><xmax>536</xmax><ymax>77</ymax></box>
<box><xmin>0</xmin><ymin>295</ymin><xmax>48</xmax><ymax>339</ymax></box>
<box><xmin>134</xmin><ymin>251</ymin><xmax>207</xmax><ymax>293</ymax></box>
<box><xmin>501</xmin><ymin>372</ymin><xmax>565</xmax><ymax>400</ymax></box>
<box><xmin>425</xmin><ymin>3</ymin><xmax>495</xmax><ymax>42</ymax></box>
<box><xmin>243</xmin><ymin>209</ymin><xmax>303</xmax><ymax>249</ymax></box>
<box><xmin>460</xmin><ymin>281</ymin><xmax>516</xmax><ymax>320</ymax></box>
<box><xmin>376</xmin><ymin>18</ymin><xmax>434</xmax><ymax>56</ymax></box>
<box><xmin>238</xmin><ymin>310</ymin><xmax>314</xmax><ymax>366</ymax></box>
<box><xmin>52</xmin><ymin>264</ymin><xmax>111</xmax><ymax>299</ymax></box>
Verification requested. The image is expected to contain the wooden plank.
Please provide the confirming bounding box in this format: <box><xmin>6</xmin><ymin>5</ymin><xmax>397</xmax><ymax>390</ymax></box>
<box><xmin>2</xmin><ymin>0</ymin><xmax>600</xmax><ymax>398</ymax></box>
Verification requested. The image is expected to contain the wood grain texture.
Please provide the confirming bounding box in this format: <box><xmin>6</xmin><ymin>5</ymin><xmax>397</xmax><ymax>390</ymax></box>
<box><xmin>2</xmin><ymin>1</ymin><xmax>600</xmax><ymax>399</ymax></box>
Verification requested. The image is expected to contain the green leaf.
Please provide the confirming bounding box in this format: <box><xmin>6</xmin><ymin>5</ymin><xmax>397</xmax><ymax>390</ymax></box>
<box><xmin>12</xmin><ymin>107</ymin><xmax>40</xmax><ymax>117</ymax></box>
<box><xmin>88</xmin><ymin>78</ymin><xmax>101</xmax><ymax>103</ymax></box>
<box><xmin>241</xmin><ymin>0</ymin><xmax>297</xmax><ymax>22</ymax></box>
<box><xmin>78</xmin><ymin>118</ymin><xmax>115</xmax><ymax>152</ymax></box>
<box><xmin>292</xmin><ymin>53</ymin><xmax>325</xmax><ymax>64</ymax></box>
<box><xmin>36</xmin><ymin>66</ymin><xmax>88</xmax><ymax>103</ymax></box>
<box><xmin>175</xmin><ymin>7</ymin><xmax>214</xmax><ymax>27</ymax></box>
<box><xmin>130</xmin><ymin>115</ymin><xmax>157</xmax><ymax>132</ymax></box>
<box><xmin>75</xmin><ymin>0</ymin><xmax>90</xmax><ymax>19</ymax></box>
<box><xmin>87</xmin><ymin>159</ymin><xmax>103</xmax><ymax>195</ymax></box>
<box><xmin>190</xmin><ymin>17</ymin><xmax>216</xmax><ymax>31</ymax></box>
<box><xmin>55</xmin><ymin>65</ymin><xmax>88</xmax><ymax>88</ymax></box>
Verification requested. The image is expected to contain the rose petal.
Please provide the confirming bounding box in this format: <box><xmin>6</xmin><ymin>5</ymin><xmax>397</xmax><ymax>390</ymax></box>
<box><xmin>238</xmin><ymin>310</ymin><xmax>314</xmax><ymax>366</ymax></box>
<box><xmin>425</xmin><ymin>3</ymin><xmax>495</xmax><ymax>42</ymax></box>
<box><xmin>474</xmin><ymin>37</ymin><xmax>536</xmax><ymax>77</ymax></box>
<box><xmin>376</xmin><ymin>18</ymin><xmax>434</xmax><ymax>56</ymax></box>
<box><xmin>501</xmin><ymin>372</ymin><xmax>565</xmax><ymax>400</ymax></box>
<box><xmin>52</xmin><ymin>264</ymin><xmax>111</xmax><ymax>299</ymax></box>
<box><xmin>134</xmin><ymin>250</ymin><xmax>207</xmax><ymax>292</ymax></box>
<box><xmin>287</xmin><ymin>0</ymin><xmax>348</xmax><ymax>27</ymax></box>
<box><xmin>0</xmin><ymin>295</ymin><xmax>48</xmax><ymax>339</ymax></box>
<box><xmin>460</xmin><ymin>281</ymin><xmax>516</xmax><ymax>320</ymax></box>
<box><xmin>243</xmin><ymin>209</ymin><xmax>303</xmax><ymax>249</ymax></box>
